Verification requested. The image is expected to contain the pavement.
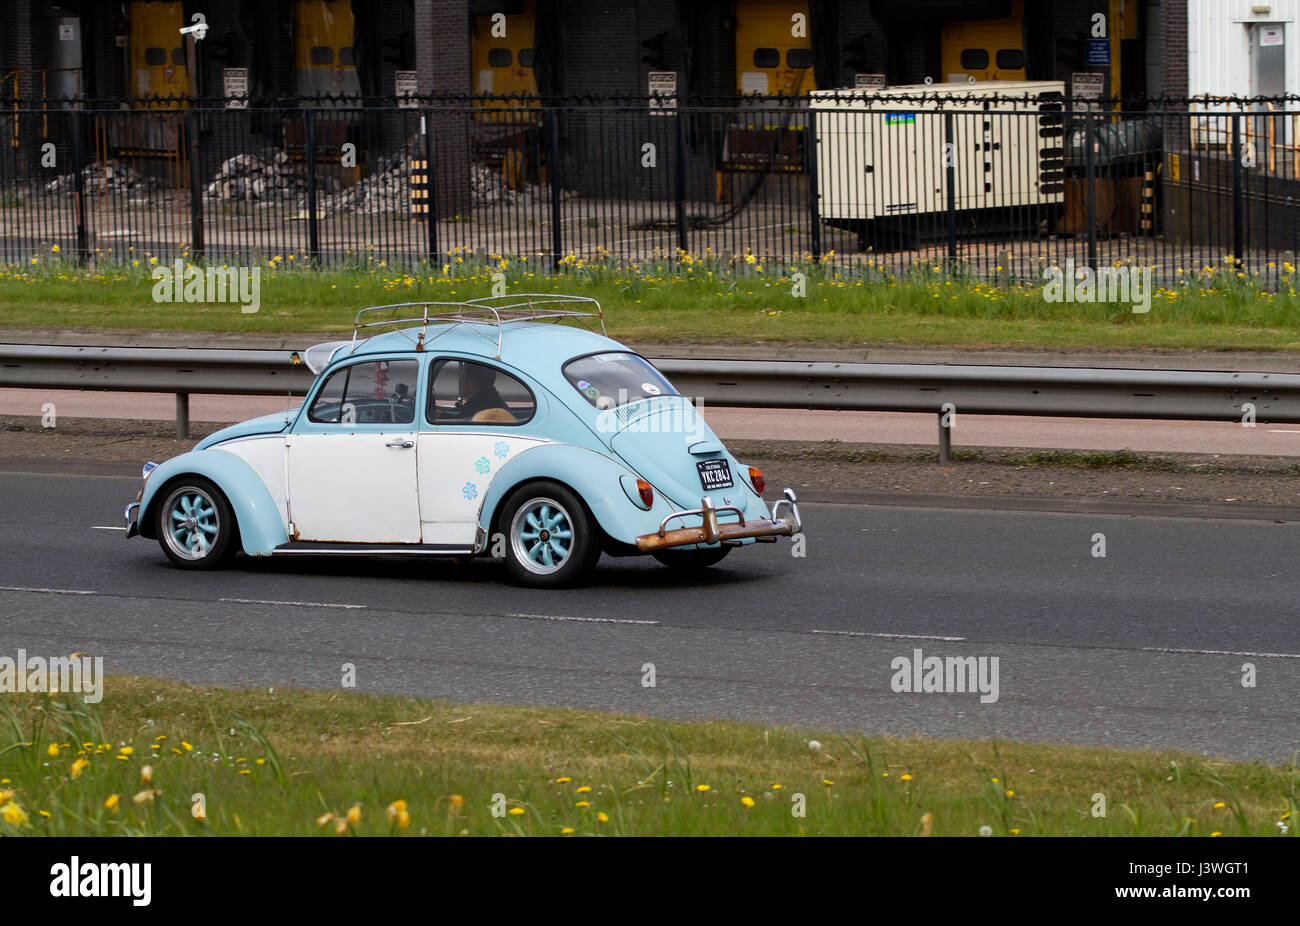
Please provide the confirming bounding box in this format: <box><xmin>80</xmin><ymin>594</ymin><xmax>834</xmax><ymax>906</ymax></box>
<box><xmin>1</xmin><ymin>469</ymin><xmax>1296</xmax><ymax>763</ymax></box>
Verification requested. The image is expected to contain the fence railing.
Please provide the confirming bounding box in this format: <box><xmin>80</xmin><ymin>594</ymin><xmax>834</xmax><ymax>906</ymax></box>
<box><xmin>4</xmin><ymin>94</ymin><xmax>1300</xmax><ymax>286</ymax></box>
<box><xmin>3</xmin><ymin>346</ymin><xmax>1297</xmax><ymax>457</ymax></box>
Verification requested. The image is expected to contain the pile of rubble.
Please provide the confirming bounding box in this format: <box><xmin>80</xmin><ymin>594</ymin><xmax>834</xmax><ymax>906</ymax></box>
<box><xmin>314</xmin><ymin>150</ymin><xmax>409</xmax><ymax>215</ymax></box>
<box><xmin>204</xmin><ymin>151</ymin><xmax>337</xmax><ymax>202</ymax></box>
<box><xmin>45</xmin><ymin>160</ymin><xmax>156</xmax><ymax>195</ymax></box>
<box><xmin>201</xmin><ymin>146</ymin><xmax>567</xmax><ymax>214</ymax></box>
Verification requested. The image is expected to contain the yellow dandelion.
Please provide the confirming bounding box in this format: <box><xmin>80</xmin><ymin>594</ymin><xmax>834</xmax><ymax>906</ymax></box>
<box><xmin>575</xmin><ymin>786</ymin><xmax>591</xmax><ymax>794</ymax></box>
<box><xmin>1213</xmin><ymin>801</ymin><xmax>1226</xmax><ymax>809</ymax></box>
<box><xmin>560</xmin><ymin>827</ymin><xmax>575</xmax><ymax>835</ymax></box>
<box><xmin>346</xmin><ymin>805</ymin><xmax>362</xmax><ymax>825</ymax></box>
<box><xmin>1</xmin><ymin>802</ymin><xmax>28</xmax><ymax>826</ymax></box>
<box><xmin>574</xmin><ymin>801</ymin><xmax>590</xmax><ymax>808</ymax></box>
<box><xmin>46</xmin><ymin>743</ymin><xmax>59</xmax><ymax>757</ymax></box>
<box><xmin>741</xmin><ymin>796</ymin><xmax>756</xmax><ymax>808</ymax></box>
<box><xmin>554</xmin><ymin>777</ymin><xmax>571</xmax><ymax>784</ymax></box>
<box><xmin>901</xmin><ymin>774</ymin><xmax>913</xmax><ymax>781</ymax></box>
<box><xmin>696</xmin><ymin>785</ymin><xmax>710</xmax><ymax>793</ymax></box>
<box><xmin>508</xmin><ymin>807</ymin><xmax>526</xmax><ymax>815</ymax></box>
<box><xmin>103</xmin><ymin>794</ymin><xmax>119</xmax><ymax>812</ymax></box>
<box><xmin>597</xmin><ymin>812</ymin><xmax>609</xmax><ymax>823</ymax></box>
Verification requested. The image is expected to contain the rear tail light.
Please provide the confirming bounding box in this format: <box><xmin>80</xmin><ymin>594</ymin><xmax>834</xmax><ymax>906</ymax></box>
<box><xmin>748</xmin><ymin>467</ymin><xmax>766</xmax><ymax>495</ymax></box>
<box><xmin>636</xmin><ymin>479</ymin><xmax>654</xmax><ymax>508</ymax></box>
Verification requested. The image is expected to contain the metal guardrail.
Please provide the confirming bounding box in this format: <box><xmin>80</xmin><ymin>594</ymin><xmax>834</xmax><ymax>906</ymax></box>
<box><xmin>2</xmin><ymin>345</ymin><xmax>1298</xmax><ymax>460</ymax></box>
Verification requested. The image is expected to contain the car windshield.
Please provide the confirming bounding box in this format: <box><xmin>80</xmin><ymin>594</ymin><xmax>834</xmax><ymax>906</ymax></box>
<box><xmin>562</xmin><ymin>352</ymin><xmax>678</xmax><ymax>410</ymax></box>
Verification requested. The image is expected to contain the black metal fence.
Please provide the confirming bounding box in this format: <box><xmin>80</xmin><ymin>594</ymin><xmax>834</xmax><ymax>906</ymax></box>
<box><xmin>4</xmin><ymin>93</ymin><xmax>1300</xmax><ymax>286</ymax></box>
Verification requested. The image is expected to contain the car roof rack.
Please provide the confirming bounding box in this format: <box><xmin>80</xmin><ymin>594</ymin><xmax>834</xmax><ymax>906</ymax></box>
<box><xmin>350</xmin><ymin>294</ymin><xmax>605</xmax><ymax>359</ymax></box>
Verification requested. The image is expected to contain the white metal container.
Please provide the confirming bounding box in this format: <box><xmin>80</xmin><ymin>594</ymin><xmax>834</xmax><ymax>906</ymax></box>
<box><xmin>810</xmin><ymin>80</ymin><xmax>1066</xmax><ymax>223</ymax></box>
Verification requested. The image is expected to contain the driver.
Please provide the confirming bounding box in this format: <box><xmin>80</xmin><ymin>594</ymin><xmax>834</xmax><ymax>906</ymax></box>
<box><xmin>458</xmin><ymin>363</ymin><xmax>507</xmax><ymax>418</ymax></box>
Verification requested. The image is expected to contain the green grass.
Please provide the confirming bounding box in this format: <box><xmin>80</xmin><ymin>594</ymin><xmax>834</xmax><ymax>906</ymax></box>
<box><xmin>2</xmin><ymin>254</ymin><xmax>1299</xmax><ymax>351</ymax></box>
<box><xmin>1</xmin><ymin>677</ymin><xmax>1295</xmax><ymax>836</ymax></box>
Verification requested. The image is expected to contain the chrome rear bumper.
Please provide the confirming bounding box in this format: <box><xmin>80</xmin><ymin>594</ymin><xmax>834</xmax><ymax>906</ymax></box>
<box><xmin>634</xmin><ymin>488</ymin><xmax>802</xmax><ymax>552</ymax></box>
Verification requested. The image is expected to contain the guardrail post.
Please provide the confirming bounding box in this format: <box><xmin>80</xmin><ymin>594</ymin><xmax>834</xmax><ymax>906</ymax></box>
<box><xmin>938</xmin><ymin>410</ymin><xmax>952</xmax><ymax>465</ymax></box>
<box><xmin>176</xmin><ymin>392</ymin><xmax>190</xmax><ymax>440</ymax></box>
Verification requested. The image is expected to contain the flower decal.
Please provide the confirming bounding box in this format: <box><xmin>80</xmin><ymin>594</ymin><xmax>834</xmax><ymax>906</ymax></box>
<box><xmin>461</xmin><ymin>481</ymin><xmax>478</xmax><ymax>501</ymax></box>
<box><xmin>493</xmin><ymin>440</ymin><xmax>510</xmax><ymax>460</ymax></box>
<box><xmin>474</xmin><ymin>456</ymin><xmax>490</xmax><ymax>474</ymax></box>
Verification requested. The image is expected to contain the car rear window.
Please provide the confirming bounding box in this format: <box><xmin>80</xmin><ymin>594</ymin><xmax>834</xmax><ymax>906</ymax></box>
<box><xmin>562</xmin><ymin>352</ymin><xmax>678</xmax><ymax>410</ymax></box>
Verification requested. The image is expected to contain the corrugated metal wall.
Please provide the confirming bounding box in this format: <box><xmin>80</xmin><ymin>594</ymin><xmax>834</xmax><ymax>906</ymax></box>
<box><xmin>1188</xmin><ymin>0</ymin><xmax>1300</xmax><ymax>97</ymax></box>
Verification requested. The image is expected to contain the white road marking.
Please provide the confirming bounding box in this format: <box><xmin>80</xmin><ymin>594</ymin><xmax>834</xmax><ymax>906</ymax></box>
<box><xmin>0</xmin><ymin>585</ymin><xmax>97</xmax><ymax>595</ymax></box>
<box><xmin>810</xmin><ymin>629</ymin><xmax>967</xmax><ymax>642</ymax></box>
<box><xmin>1142</xmin><ymin>646</ymin><xmax>1300</xmax><ymax>659</ymax></box>
<box><xmin>509</xmin><ymin>613</ymin><xmax>659</xmax><ymax>625</ymax></box>
<box><xmin>92</xmin><ymin>526</ymin><xmax>127</xmax><ymax>531</ymax></box>
<box><xmin>219</xmin><ymin>597</ymin><xmax>366</xmax><ymax>610</ymax></box>
<box><xmin>1266</xmin><ymin>429</ymin><xmax>1300</xmax><ymax>433</ymax></box>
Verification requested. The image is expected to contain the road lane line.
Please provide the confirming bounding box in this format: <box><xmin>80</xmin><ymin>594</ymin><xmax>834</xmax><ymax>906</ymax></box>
<box><xmin>1142</xmin><ymin>646</ymin><xmax>1300</xmax><ymax>659</ymax></box>
<box><xmin>1266</xmin><ymin>429</ymin><xmax>1300</xmax><ymax>433</ymax></box>
<box><xmin>810</xmin><ymin>630</ymin><xmax>967</xmax><ymax>642</ymax></box>
<box><xmin>92</xmin><ymin>526</ymin><xmax>127</xmax><ymax>531</ymax></box>
<box><xmin>0</xmin><ymin>585</ymin><xmax>97</xmax><ymax>595</ymax></box>
<box><xmin>219</xmin><ymin>597</ymin><xmax>366</xmax><ymax>610</ymax></box>
<box><xmin>509</xmin><ymin>613</ymin><xmax>659</xmax><ymax>625</ymax></box>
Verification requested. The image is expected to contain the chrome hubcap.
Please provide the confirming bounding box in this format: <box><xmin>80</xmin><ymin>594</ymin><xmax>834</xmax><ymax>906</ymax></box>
<box><xmin>510</xmin><ymin>497</ymin><xmax>574</xmax><ymax>575</ymax></box>
<box><xmin>162</xmin><ymin>488</ymin><xmax>219</xmax><ymax>560</ymax></box>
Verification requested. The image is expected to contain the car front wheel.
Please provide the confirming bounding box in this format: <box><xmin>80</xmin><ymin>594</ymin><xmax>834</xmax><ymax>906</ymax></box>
<box><xmin>155</xmin><ymin>477</ymin><xmax>237</xmax><ymax>569</ymax></box>
<box><xmin>500</xmin><ymin>482</ymin><xmax>600</xmax><ymax>588</ymax></box>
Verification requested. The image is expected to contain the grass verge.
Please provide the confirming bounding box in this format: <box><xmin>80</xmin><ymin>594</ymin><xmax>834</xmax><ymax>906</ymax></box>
<box><xmin>1</xmin><ymin>676</ymin><xmax>1295</xmax><ymax>836</ymax></box>
<box><xmin>2</xmin><ymin>257</ymin><xmax>1299</xmax><ymax>351</ymax></box>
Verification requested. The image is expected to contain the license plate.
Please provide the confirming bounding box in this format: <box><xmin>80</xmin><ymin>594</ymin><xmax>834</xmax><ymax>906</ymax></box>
<box><xmin>696</xmin><ymin>459</ymin><xmax>733</xmax><ymax>490</ymax></box>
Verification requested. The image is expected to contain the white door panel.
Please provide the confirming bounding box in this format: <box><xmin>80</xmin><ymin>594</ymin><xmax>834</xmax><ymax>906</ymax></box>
<box><xmin>219</xmin><ymin>437</ymin><xmax>289</xmax><ymax>527</ymax></box>
<box><xmin>287</xmin><ymin>432</ymin><xmax>420</xmax><ymax>542</ymax></box>
<box><xmin>417</xmin><ymin>433</ymin><xmax>545</xmax><ymax>545</ymax></box>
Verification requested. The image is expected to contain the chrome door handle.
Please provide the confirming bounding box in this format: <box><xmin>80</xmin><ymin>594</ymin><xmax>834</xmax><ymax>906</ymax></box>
<box><xmin>385</xmin><ymin>439</ymin><xmax>414</xmax><ymax>449</ymax></box>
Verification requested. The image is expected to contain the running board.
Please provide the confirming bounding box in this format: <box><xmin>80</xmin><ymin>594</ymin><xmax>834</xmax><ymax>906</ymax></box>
<box><xmin>273</xmin><ymin>542</ymin><xmax>476</xmax><ymax>556</ymax></box>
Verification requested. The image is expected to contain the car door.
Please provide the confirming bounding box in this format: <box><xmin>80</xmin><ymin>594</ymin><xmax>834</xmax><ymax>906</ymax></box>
<box><xmin>287</xmin><ymin>357</ymin><xmax>423</xmax><ymax>543</ymax></box>
<box><xmin>417</xmin><ymin>357</ymin><xmax>546</xmax><ymax>546</ymax></box>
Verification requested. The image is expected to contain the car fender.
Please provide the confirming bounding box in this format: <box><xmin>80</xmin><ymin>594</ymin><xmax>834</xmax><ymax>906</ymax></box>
<box><xmin>479</xmin><ymin>443</ymin><xmax>669</xmax><ymax>545</ymax></box>
<box><xmin>138</xmin><ymin>449</ymin><xmax>287</xmax><ymax>556</ymax></box>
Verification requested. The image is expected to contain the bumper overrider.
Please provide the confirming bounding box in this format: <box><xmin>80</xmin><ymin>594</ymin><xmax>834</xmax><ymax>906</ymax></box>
<box><xmin>635</xmin><ymin>488</ymin><xmax>802</xmax><ymax>553</ymax></box>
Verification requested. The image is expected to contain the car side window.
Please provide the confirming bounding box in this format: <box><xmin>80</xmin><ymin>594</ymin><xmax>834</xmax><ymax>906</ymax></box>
<box><xmin>308</xmin><ymin>360</ymin><xmax>419</xmax><ymax>425</ymax></box>
<box><xmin>427</xmin><ymin>359</ymin><xmax>535</xmax><ymax>425</ymax></box>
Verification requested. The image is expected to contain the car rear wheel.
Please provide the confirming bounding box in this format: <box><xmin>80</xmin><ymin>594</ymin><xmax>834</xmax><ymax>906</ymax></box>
<box><xmin>155</xmin><ymin>477</ymin><xmax>237</xmax><ymax>569</ymax></box>
<box><xmin>652</xmin><ymin>547</ymin><xmax>732</xmax><ymax>571</ymax></box>
<box><xmin>501</xmin><ymin>482</ymin><xmax>600</xmax><ymax>588</ymax></box>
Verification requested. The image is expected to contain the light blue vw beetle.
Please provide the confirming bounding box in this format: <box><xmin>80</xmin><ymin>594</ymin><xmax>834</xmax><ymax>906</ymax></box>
<box><xmin>124</xmin><ymin>296</ymin><xmax>802</xmax><ymax>587</ymax></box>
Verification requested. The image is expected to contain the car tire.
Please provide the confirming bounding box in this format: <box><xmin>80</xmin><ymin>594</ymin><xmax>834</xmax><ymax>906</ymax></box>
<box><xmin>499</xmin><ymin>482</ymin><xmax>600</xmax><ymax>588</ymax></box>
<box><xmin>155</xmin><ymin>477</ymin><xmax>238</xmax><ymax>569</ymax></box>
<box><xmin>652</xmin><ymin>547</ymin><xmax>732</xmax><ymax>571</ymax></box>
